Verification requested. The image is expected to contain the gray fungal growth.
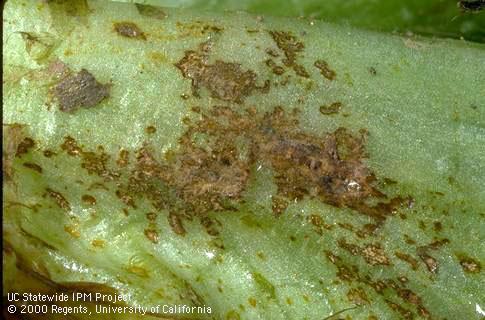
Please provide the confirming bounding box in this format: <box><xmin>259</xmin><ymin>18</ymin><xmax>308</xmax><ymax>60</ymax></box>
<box><xmin>53</xmin><ymin>69</ymin><xmax>110</xmax><ymax>113</ymax></box>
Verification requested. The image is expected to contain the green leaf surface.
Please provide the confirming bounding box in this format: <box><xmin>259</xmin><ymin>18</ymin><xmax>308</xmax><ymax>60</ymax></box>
<box><xmin>117</xmin><ymin>0</ymin><xmax>485</xmax><ymax>42</ymax></box>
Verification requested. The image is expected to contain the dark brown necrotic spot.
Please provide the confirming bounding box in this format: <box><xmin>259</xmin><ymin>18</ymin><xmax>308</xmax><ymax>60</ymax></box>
<box><xmin>265</xmin><ymin>59</ymin><xmax>285</xmax><ymax>75</ymax></box>
<box><xmin>361</xmin><ymin>244</ymin><xmax>390</xmax><ymax>266</ymax></box>
<box><xmin>117</xmin><ymin>149</ymin><xmax>130</xmax><ymax>167</ymax></box>
<box><xmin>339</xmin><ymin>239</ymin><xmax>390</xmax><ymax>266</ymax></box>
<box><xmin>113</xmin><ymin>22</ymin><xmax>146</xmax><ymax>40</ymax></box>
<box><xmin>347</xmin><ymin>287</ymin><xmax>370</xmax><ymax>305</ymax></box>
<box><xmin>314</xmin><ymin>60</ymin><xmax>336</xmax><ymax>81</ymax></box>
<box><xmin>458</xmin><ymin>255</ymin><xmax>481</xmax><ymax>273</ymax></box>
<box><xmin>53</xmin><ymin>69</ymin><xmax>110</xmax><ymax>112</ymax></box>
<box><xmin>268</xmin><ymin>31</ymin><xmax>309</xmax><ymax>78</ymax></box>
<box><xmin>81</xmin><ymin>194</ymin><xmax>96</xmax><ymax>206</ymax></box>
<box><xmin>16</xmin><ymin>137</ymin><xmax>35</xmax><ymax>157</ymax></box>
<box><xmin>320</xmin><ymin>102</ymin><xmax>343</xmax><ymax>115</ymax></box>
<box><xmin>459</xmin><ymin>0</ymin><xmax>485</xmax><ymax>12</ymax></box>
<box><xmin>175</xmin><ymin>49</ymin><xmax>259</xmax><ymax>103</ymax></box>
<box><xmin>168</xmin><ymin>212</ymin><xmax>186</xmax><ymax>235</ymax></box>
<box><xmin>46</xmin><ymin>188</ymin><xmax>71</xmax><ymax>211</ymax></box>
<box><xmin>395</xmin><ymin>251</ymin><xmax>419</xmax><ymax>270</ymax></box>
<box><xmin>144</xmin><ymin>228</ymin><xmax>159</xmax><ymax>243</ymax></box>
<box><xmin>43</xmin><ymin>149</ymin><xmax>56</xmax><ymax>158</ymax></box>
<box><xmin>23</xmin><ymin>162</ymin><xmax>42</xmax><ymax>173</ymax></box>
<box><xmin>418</xmin><ymin>251</ymin><xmax>438</xmax><ymax>274</ymax></box>
<box><xmin>145</xmin><ymin>126</ymin><xmax>156</xmax><ymax>134</ymax></box>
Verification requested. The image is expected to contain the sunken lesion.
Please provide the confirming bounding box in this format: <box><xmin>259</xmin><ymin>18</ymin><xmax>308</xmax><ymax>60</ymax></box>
<box><xmin>113</xmin><ymin>22</ymin><xmax>147</xmax><ymax>40</ymax></box>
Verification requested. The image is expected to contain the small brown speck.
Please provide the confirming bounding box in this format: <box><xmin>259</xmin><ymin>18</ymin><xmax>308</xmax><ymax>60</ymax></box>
<box><xmin>314</xmin><ymin>60</ymin><xmax>336</xmax><ymax>81</ymax></box>
<box><xmin>61</xmin><ymin>136</ymin><xmax>82</xmax><ymax>156</ymax></box>
<box><xmin>369</xmin><ymin>67</ymin><xmax>377</xmax><ymax>75</ymax></box>
<box><xmin>91</xmin><ymin>239</ymin><xmax>105</xmax><ymax>248</ymax></box>
<box><xmin>23</xmin><ymin>162</ymin><xmax>42</xmax><ymax>173</ymax></box>
<box><xmin>145</xmin><ymin>126</ymin><xmax>156</xmax><ymax>134</ymax></box>
<box><xmin>144</xmin><ymin>228</ymin><xmax>159</xmax><ymax>243</ymax></box>
<box><xmin>43</xmin><ymin>149</ymin><xmax>56</xmax><ymax>157</ymax></box>
<box><xmin>319</xmin><ymin>102</ymin><xmax>342</xmax><ymax>115</ymax></box>
<box><xmin>433</xmin><ymin>221</ymin><xmax>442</xmax><ymax>232</ymax></box>
<box><xmin>265</xmin><ymin>48</ymin><xmax>279</xmax><ymax>57</ymax></box>
<box><xmin>81</xmin><ymin>194</ymin><xmax>96</xmax><ymax>206</ymax></box>
<box><xmin>418</xmin><ymin>252</ymin><xmax>438</xmax><ymax>274</ymax></box>
<box><xmin>16</xmin><ymin>137</ymin><xmax>35</xmax><ymax>156</ymax></box>
<box><xmin>146</xmin><ymin>212</ymin><xmax>157</xmax><ymax>221</ymax></box>
<box><xmin>117</xmin><ymin>149</ymin><xmax>129</xmax><ymax>167</ymax></box>
<box><xmin>347</xmin><ymin>287</ymin><xmax>370</xmax><ymax>305</ymax></box>
<box><xmin>64</xmin><ymin>225</ymin><xmax>80</xmax><ymax>238</ymax></box>
<box><xmin>395</xmin><ymin>251</ymin><xmax>419</xmax><ymax>270</ymax></box>
<box><xmin>248</xmin><ymin>297</ymin><xmax>257</xmax><ymax>307</ymax></box>
<box><xmin>46</xmin><ymin>188</ymin><xmax>71</xmax><ymax>211</ymax></box>
<box><xmin>168</xmin><ymin>212</ymin><xmax>186</xmax><ymax>235</ymax></box>
<box><xmin>362</xmin><ymin>244</ymin><xmax>390</xmax><ymax>266</ymax></box>
<box><xmin>459</xmin><ymin>256</ymin><xmax>481</xmax><ymax>273</ymax></box>
<box><xmin>114</xmin><ymin>22</ymin><xmax>146</xmax><ymax>40</ymax></box>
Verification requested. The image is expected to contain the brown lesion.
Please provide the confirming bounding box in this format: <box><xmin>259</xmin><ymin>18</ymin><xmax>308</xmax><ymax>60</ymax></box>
<box><xmin>347</xmin><ymin>287</ymin><xmax>370</xmax><ymax>305</ymax></box>
<box><xmin>23</xmin><ymin>162</ymin><xmax>43</xmax><ymax>173</ymax></box>
<box><xmin>175</xmin><ymin>43</ymin><xmax>265</xmax><ymax>103</ymax></box>
<box><xmin>268</xmin><ymin>31</ymin><xmax>309</xmax><ymax>78</ymax></box>
<box><xmin>395</xmin><ymin>251</ymin><xmax>419</xmax><ymax>270</ymax></box>
<box><xmin>116</xmin><ymin>149</ymin><xmax>130</xmax><ymax>168</ymax></box>
<box><xmin>81</xmin><ymin>195</ymin><xmax>96</xmax><ymax>206</ymax></box>
<box><xmin>109</xmin><ymin>105</ymin><xmax>409</xmax><ymax>235</ymax></box>
<box><xmin>144</xmin><ymin>228</ymin><xmax>159</xmax><ymax>243</ymax></box>
<box><xmin>338</xmin><ymin>239</ymin><xmax>390</xmax><ymax>266</ymax></box>
<box><xmin>113</xmin><ymin>22</ymin><xmax>147</xmax><ymax>40</ymax></box>
<box><xmin>457</xmin><ymin>254</ymin><xmax>481</xmax><ymax>273</ymax></box>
